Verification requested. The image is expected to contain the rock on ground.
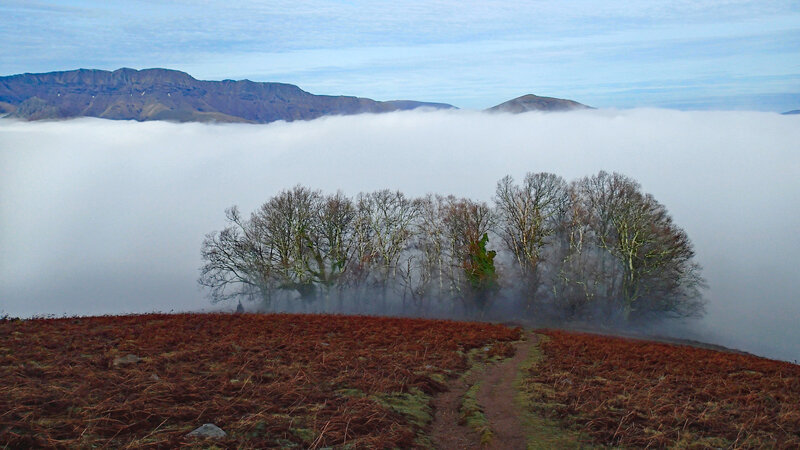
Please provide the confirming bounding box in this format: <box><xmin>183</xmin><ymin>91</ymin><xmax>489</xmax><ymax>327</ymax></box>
<box><xmin>187</xmin><ymin>423</ymin><xmax>227</xmax><ymax>439</ymax></box>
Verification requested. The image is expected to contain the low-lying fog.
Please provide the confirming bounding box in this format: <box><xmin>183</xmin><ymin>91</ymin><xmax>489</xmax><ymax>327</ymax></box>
<box><xmin>1</xmin><ymin>110</ymin><xmax>798</xmax><ymax>362</ymax></box>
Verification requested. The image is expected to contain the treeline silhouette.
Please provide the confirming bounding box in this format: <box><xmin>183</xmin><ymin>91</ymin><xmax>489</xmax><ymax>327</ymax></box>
<box><xmin>200</xmin><ymin>171</ymin><xmax>704</xmax><ymax>323</ymax></box>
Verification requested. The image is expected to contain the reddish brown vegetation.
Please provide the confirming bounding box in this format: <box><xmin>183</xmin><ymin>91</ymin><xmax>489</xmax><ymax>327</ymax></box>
<box><xmin>0</xmin><ymin>313</ymin><xmax>520</xmax><ymax>448</ymax></box>
<box><xmin>526</xmin><ymin>330</ymin><xmax>800</xmax><ymax>448</ymax></box>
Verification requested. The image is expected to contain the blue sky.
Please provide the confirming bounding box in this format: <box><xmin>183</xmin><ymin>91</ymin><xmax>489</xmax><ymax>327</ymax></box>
<box><xmin>1</xmin><ymin>0</ymin><xmax>798</xmax><ymax>110</ymax></box>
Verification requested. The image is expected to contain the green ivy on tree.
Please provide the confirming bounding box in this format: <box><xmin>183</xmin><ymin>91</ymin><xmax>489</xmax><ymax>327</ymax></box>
<box><xmin>464</xmin><ymin>233</ymin><xmax>498</xmax><ymax>295</ymax></box>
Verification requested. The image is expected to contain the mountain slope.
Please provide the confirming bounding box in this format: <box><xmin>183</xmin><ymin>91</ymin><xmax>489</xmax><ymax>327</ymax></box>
<box><xmin>0</xmin><ymin>68</ymin><xmax>454</xmax><ymax>123</ymax></box>
<box><xmin>486</xmin><ymin>94</ymin><xmax>591</xmax><ymax>113</ymax></box>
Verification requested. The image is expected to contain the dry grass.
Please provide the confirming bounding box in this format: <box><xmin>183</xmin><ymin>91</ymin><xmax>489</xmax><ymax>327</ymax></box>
<box><xmin>522</xmin><ymin>330</ymin><xmax>800</xmax><ymax>449</ymax></box>
<box><xmin>0</xmin><ymin>313</ymin><xmax>520</xmax><ymax>448</ymax></box>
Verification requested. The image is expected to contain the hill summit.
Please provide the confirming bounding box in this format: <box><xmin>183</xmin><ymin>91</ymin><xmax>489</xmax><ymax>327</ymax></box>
<box><xmin>487</xmin><ymin>93</ymin><xmax>592</xmax><ymax>113</ymax></box>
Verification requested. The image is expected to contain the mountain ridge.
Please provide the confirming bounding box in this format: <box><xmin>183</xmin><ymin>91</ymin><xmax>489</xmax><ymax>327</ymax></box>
<box><xmin>0</xmin><ymin>68</ymin><xmax>455</xmax><ymax>123</ymax></box>
<box><xmin>0</xmin><ymin>68</ymin><xmax>595</xmax><ymax>123</ymax></box>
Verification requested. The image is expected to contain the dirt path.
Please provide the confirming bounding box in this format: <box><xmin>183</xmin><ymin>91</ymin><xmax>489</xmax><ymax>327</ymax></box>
<box><xmin>477</xmin><ymin>334</ymin><xmax>535</xmax><ymax>449</ymax></box>
<box><xmin>431</xmin><ymin>334</ymin><xmax>537</xmax><ymax>449</ymax></box>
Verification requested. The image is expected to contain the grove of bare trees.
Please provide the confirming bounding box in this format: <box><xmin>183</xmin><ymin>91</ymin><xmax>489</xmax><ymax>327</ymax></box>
<box><xmin>200</xmin><ymin>171</ymin><xmax>705</xmax><ymax>323</ymax></box>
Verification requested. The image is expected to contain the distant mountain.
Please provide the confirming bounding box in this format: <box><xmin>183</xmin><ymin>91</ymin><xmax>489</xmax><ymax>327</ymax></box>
<box><xmin>0</xmin><ymin>68</ymin><xmax>454</xmax><ymax>123</ymax></box>
<box><xmin>486</xmin><ymin>94</ymin><xmax>591</xmax><ymax>113</ymax></box>
<box><xmin>782</xmin><ymin>110</ymin><xmax>800</xmax><ymax>115</ymax></box>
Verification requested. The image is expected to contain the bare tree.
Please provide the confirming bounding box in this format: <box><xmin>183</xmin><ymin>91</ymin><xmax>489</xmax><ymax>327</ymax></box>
<box><xmin>570</xmin><ymin>171</ymin><xmax>705</xmax><ymax>320</ymax></box>
<box><xmin>397</xmin><ymin>194</ymin><xmax>448</xmax><ymax>311</ymax></box>
<box><xmin>495</xmin><ymin>172</ymin><xmax>569</xmax><ymax>308</ymax></box>
<box><xmin>306</xmin><ymin>191</ymin><xmax>356</xmax><ymax>292</ymax></box>
<box><xmin>552</xmin><ymin>187</ymin><xmax>608</xmax><ymax>318</ymax></box>
<box><xmin>199</xmin><ymin>206</ymin><xmax>275</xmax><ymax>307</ymax></box>
<box><xmin>354</xmin><ymin>190</ymin><xmax>419</xmax><ymax>295</ymax></box>
<box><xmin>251</xmin><ymin>185</ymin><xmax>321</xmax><ymax>301</ymax></box>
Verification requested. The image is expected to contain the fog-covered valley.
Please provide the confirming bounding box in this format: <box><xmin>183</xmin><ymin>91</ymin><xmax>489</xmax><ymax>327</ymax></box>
<box><xmin>1</xmin><ymin>109</ymin><xmax>798</xmax><ymax>362</ymax></box>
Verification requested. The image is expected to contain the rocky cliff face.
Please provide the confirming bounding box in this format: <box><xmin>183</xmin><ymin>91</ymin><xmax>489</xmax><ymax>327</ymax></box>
<box><xmin>0</xmin><ymin>68</ymin><xmax>454</xmax><ymax>123</ymax></box>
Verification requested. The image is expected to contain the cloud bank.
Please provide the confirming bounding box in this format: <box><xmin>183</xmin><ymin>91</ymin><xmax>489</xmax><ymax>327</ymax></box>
<box><xmin>1</xmin><ymin>110</ymin><xmax>798</xmax><ymax>361</ymax></box>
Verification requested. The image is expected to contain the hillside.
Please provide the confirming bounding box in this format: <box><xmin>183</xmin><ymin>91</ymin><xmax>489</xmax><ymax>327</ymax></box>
<box><xmin>0</xmin><ymin>68</ymin><xmax>454</xmax><ymax>123</ymax></box>
<box><xmin>522</xmin><ymin>330</ymin><xmax>800</xmax><ymax>448</ymax></box>
<box><xmin>0</xmin><ymin>313</ymin><xmax>518</xmax><ymax>448</ymax></box>
<box><xmin>486</xmin><ymin>93</ymin><xmax>592</xmax><ymax>113</ymax></box>
<box><xmin>1</xmin><ymin>313</ymin><xmax>797</xmax><ymax>448</ymax></box>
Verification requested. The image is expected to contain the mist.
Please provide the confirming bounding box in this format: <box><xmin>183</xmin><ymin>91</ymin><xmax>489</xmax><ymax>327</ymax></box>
<box><xmin>1</xmin><ymin>110</ymin><xmax>798</xmax><ymax>362</ymax></box>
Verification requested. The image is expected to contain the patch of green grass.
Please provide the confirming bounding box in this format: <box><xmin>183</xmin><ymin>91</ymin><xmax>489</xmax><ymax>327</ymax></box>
<box><xmin>274</xmin><ymin>438</ymin><xmax>301</xmax><ymax>448</ymax></box>
<box><xmin>673</xmin><ymin>433</ymin><xmax>732</xmax><ymax>449</ymax></box>
<box><xmin>337</xmin><ymin>385</ymin><xmax>436</xmax><ymax>447</ymax></box>
<box><xmin>373</xmin><ymin>388</ymin><xmax>434</xmax><ymax>448</ymax></box>
<box><xmin>374</xmin><ymin>388</ymin><xmax>432</xmax><ymax>429</ymax></box>
<box><xmin>515</xmin><ymin>334</ymin><xmax>592</xmax><ymax>449</ymax></box>
<box><xmin>335</xmin><ymin>387</ymin><xmax>366</xmax><ymax>398</ymax></box>
<box><xmin>290</xmin><ymin>427</ymin><xmax>315</xmax><ymax>444</ymax></box>
<box><xmin>460</xmin><ymin>381</ymin><xmax>493</xmax><ymax>444</ymax></box>
<box><xmin>415</xmin><ymin>370</ymin><xmax>447</xmax><ymax>385</ymax></box>
<box><xmin>460</xmin><ymin>345</ymin><xmax>492</xmax><ymax>379</ymax></box>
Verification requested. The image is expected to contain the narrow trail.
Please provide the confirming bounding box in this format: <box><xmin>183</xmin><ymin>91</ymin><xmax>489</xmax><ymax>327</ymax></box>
<box><xmin>477</xmin><ymin>334</ymin><xmax>535</xmax><ymax>450</ymax></box>
<box><xmin>431</xmin><ymin>334</ymin><xmax>537</xmax><ymax>449</ymax></box>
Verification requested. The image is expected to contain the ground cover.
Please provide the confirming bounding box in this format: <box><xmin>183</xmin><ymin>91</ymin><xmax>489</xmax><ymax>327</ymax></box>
<box><xmin>0</xmin><ymin>313</ymin><xmax>520</xmax><ymax>448</ymax></box>
<box><xmin>521</xmin><ymin>330</ymin><xmax>800</xmax><ymax>448</ymax></box>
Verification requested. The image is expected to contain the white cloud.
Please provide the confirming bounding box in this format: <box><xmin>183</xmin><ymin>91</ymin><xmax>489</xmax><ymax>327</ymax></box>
<box><xmin>1</xmin><ymin>110</ymin><xmax>799</xmax><ymax>361</ymax></box>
